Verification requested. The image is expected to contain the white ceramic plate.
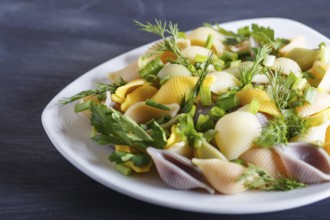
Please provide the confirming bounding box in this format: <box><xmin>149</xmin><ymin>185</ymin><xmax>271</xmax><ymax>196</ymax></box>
<box><xmin>42</xmin><ymin>18</ymin><xmax>330</xmax><ymax>214</ymax></box>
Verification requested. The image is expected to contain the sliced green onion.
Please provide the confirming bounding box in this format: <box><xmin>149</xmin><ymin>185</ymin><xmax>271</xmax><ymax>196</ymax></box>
<box><xmin>200</xmin><ymin>84</ymin><xmax>212</xmax><ymax>106</ymax></box>
<box><xmin>292</xmin><ymin>77</ymin><xmax>307</xmax><ymax>91</ymax></box>
<box><xmin>203</xmin><ymin>129</ymin><xmax>216</xmax><ymax>142</ymax></box>
<box><xmin>177</xmin><ymin>32</ymin><xmax>187</xmax><ymax>39</ymax></box>
<box><xmin>146</xmin><ymin>99</ymin><xmax>171</xmax><ymax>110</ymax></box>
<box><xmin>138</xmin><ymin>57</ymin><xmax>164</xmax><ymax>82</ymax></box>
<box><xmin>212</xmin><ymin>59</ymin><xmax>225</xmax><ymax>71</ymax></box>
<box><xmin>262</xmin><ymin>54</ymin><xmax>276</xmax><ymax>67</ymax></box>
<box><xmin>115</xmin><ymin>164</ymin><xmax>133</xmax><ymax>176</ymax></box>
<box><xmin>285</xmin><ymin>72</ymin><xmax>297</xmax><ymax>88</ymax></box>
<box><xmin>230</xmin><ymin>60</ymin><xmax>241</xmax><ymax>68</ymax></box>
<box><xmin>159</xmin><ymin>75</ymin><xmax>170</xmax><ymax>86</ymax></box>
<box><xmin>304</xmin><ymin>87</ymin><xmax>317</xmax><ymax>104</ymax></box>
<box><xmin>248</xmin><ymin>98</ymin><xmax>260</xmax><ymax>114</ymax></box>
<box><xmin>204</xmin><ymin>34</ymin><xmax>215</xmax><ymax>49</ymax></box>
<box><xmin>320</xmin><ymin>44</ymin><xmax>330</xmax><ymax>63</ymax></box>
<box><xmin>196</xmin><ymin>114</ymin><xmax>214</xmax><ymax>132</ymax></box>
<box><xmin>220</xmin><ymin>50</ymin><xmax>238</xmax><ymax>61</ymax></box>
<box><xmin>195</xmin><ymin>54</ymin><xmax>208</xmax><ymax>63</ymax></box>
<box><xmin>74</xmin><ymin>100</ymin><xmax>91</xmax><ymax>113</ymax></box>
<box><xmin>216</xmin><ymin>95</ymin><xmax>239</xmax><ymax>111</ymax></box>
<box><xmin>209</xmin><ymin>106</ymin><xmax>225</xmax><ymax>119</ymax></box>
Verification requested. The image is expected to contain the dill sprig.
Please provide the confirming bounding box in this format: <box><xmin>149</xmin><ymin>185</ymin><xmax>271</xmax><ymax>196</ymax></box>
<box><xmin>238</xmin><ymin>164</ymin><xmax>306</xmax><ymax>191</ymax></box>
<box><xmin>239</xmin><ymin>45</ymin><xmax>271</xmax><ymax>86</ymax></box>
<box><xmin>255</xmin><ymin>111</ymin><xmax>311</xmax><ymax>147</ymax></box>
<box><xmin>59</xmin><ymin>79</ymin><xmax>126</xmax><ymax>105</ymax></box>
<box><xmin>180</xmin><ymin>53</ymin><xmax>213</xmax><ymax>113</ymax></box>
<box><xmin>134</xmin><ymin>19</ymin><xmax>191</xmax><ymax>68</ymax></box>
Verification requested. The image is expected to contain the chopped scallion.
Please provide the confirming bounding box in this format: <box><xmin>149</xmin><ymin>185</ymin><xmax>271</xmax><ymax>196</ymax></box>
<box><xmin>74</xmin><ymin>100</ymin><xmax>91</xmax><ymax>113</ymax></box>
<box><xmin>138</xmin><ymin>57</ymin><xmax>164</xmax><ymax>82</ymax></box>
<box><xmin>204</xmin><ymin>34</ymin><xmax>215</xmax><ymax>49</ymax></box>
<box><xmin>145</xmin><ymin>99</ymin><xmax>171</xmax><ymax>110</ymax></box>
<box><xmin>115</xmin><ymin>164</ymin><xmax>133</xmax><ymax>176</ymax></box>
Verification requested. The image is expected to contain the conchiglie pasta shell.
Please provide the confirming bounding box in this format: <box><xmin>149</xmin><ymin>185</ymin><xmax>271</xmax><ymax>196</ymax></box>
<box><xmin>187</xmin><ymin>27</ymin><xmax>226</xmax><ymax>46</ymax></box>
<box><xmin>224</xmin><ymin>61</ymin><xmax>253</xmax><ymax>78</ymax></box>
<box><xmin>108</xmin><ymin>60</ymin><xmax>141</xmax><ymax>82</ymax></box>
<box><xmin>271</xmin><ymin>57</ymin><xmax>301</xmax><ymax>75</ymax></box>
<box><xmin>176</xmin><ymin>38</ymin><xmax>191</xmax><ymax>50</ymax></box>
<box><xmin>152</xmin><ymin>76</ymin><xmax>197</xmax><ymax>105</ymax></box>
<box><xmin>120</xmin><ymin>84</ymin><xmax>158</xmax><ymax>111</ymax></box>
<box><xmin>115</xmin><ymin>79</ymin><xmax>146</xmax><ymax>100</ymax></box>
<box><xmin>318</xmin><ymin>66</ymin><xmax>330</xmax><ymax>94</ymax></box>
<box><xmin>279</xmin><ymin>35</ymin><xmax>306</xmax><ymax>56</ymax></box>
<box><xmin>209</xmin><ymin>71</ymin><xmax>241</xmax><ymax>94</ymax></box>
<box><xmin>215</xmin><ymin>111</ymin><xmax>262</xmax><ymax>160</ymax></box>
<box><xmin>308</xmin><ymin>107</ymin><xmax>330</xmax><ymax>126</ymax></box>
<box><xmin>192</xmin><ymin>158</ymin><xmax>247</xmax><ymax>194</ymax></box>
<box><xmin>157</xmin><ymin>63</ymin><xmax>192</xmax><ymax>79</ymax></box>
<box><xmin>240</xmin><ymin>147</ymin><xmax>287</xmax><ymax>178</ymax></box>
<box><xmin>194</xmin><ymin>141</ymin><xmax>228</xmax><ymax>161</ymax></box>
<box><xmin>296</xmin><ymin>91</ymin><xmax>330</xmax><ymax>117</ymax></box>
<box><xmin>124</xmin><ymin>101</ymin><xmax>180</xmax><ymax>124</ymax></box>
<box><xmin>182</xmin><ymin>46</ymin><xmax>212</xmax><ymax>64</ymax></box>
<box><xmin>236</xmin><ymin>88</ymin><xmax>280</xmax><ymax>116</ymax></box>
<box><xmin>284</xmin><ymin>48</ymin><xmax>320</xmax><ymax>71</ymax></box>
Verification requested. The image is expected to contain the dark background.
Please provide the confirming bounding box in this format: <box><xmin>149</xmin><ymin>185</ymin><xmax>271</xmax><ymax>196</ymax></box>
<box><xmin>1</xmin><ymin>0</ymin><xmax>330</xmax><ymax>219</ymax></box>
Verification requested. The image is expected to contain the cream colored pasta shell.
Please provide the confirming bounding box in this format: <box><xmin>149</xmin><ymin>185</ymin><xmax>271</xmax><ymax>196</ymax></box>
<box><xmin>296</xmin><ymin>91</ymin><xmax>330</xmax><ymax>117</ymax></box>
<box><xmin>209</xmin><ymin>71</ymin><xmax>241</xmax><ymax>94</ymax></box>
<box><xmin>271</xmin><ymin>57</ymin><xmax>301</xmax><ymax>75</ymax></box>
<box><xmin>157</xmin><ymin>63</ymin><xmax>192</xmax><ymax>79</ymax></box>
<box><xmin>176</xmin><ymin>38</ymin><xmax>191</xmax><ymax>50</ymax></box>
<box><xmin>236</xmin><ymin>88</ymin><xmax>280</xmax><ymax>116</ymax></box>
<box><xmin>318</xmin><ymin>66</ymin><xmax>330</xmax><ymax>94</ymax></box>
<box><xmin>166</xmin><ymin>141</ymin><xmax>194</xmax><ymax>158</ymax></box>
<box><xmin>291</xmin><ymin>120</ymin><xmax>330</xmax><ymax>146</ymax></box>
<box><xmin>284</xmin><ymin>48</ymin><xmax>320</xmax><ymax>71</ymax></box>
<box><xmin>182</xmin><ymin>46</ymin><xmax>212</xmax><ymax>64</ymax></box>
<box><xmin>279</xmin><ymin>35</ymin><xmax>306</xmax><ymax>56</ymax></box>
<box><xmin>152</xmin><ymin>76</ymin><xmax>197</xmax><ymax>105</ymax></box>
<box><xmin>240</xmin><ymin>147</ymin><xmax>287</xmax><ymax>178</ymax></box>
<box><xmin>124</xmin><ymin>102</ymin><xmax>180</xmax><ymax>124</ymax></box>
<box><xmin>192</xmin><ymin>158</ymin><xmax>247</xmax><ymax>194</ymax></box>
<box><xmin>251</xmin><ymin>74</ymin><xmax>270</xmax><ymax>84</ymax></box>
<box><xmin>187</xmin><ymin>27</ymin><xmax>226</xmax><ymax>46</ymax></box>
<box><xmin>215</xmin><ymin>111</ymin><xmax>262</xmax><ymax>160</ymax></box>
<box><xmin>108</xmin><ymin>60</ymin><xmax>141</xmax><ymax>82</ymax></box>
<box><xmin>193</xmin><ymin>141</ymin><xmax>228</xmax><ymax>161</ymax></box>
<box><xmin>120</xmin><ymin>84</ymin><xmax>158</xmax><ymax>112</ymax></box>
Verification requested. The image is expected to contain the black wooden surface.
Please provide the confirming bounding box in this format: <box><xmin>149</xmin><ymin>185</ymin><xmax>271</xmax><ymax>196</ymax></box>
<box><xmin>1</xmin><ymin>0</ymin><xmax>330</xmax><ymax>219</ymax></box>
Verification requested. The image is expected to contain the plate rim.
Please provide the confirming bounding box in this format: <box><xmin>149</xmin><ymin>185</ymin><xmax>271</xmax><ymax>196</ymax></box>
<box><xmin>42</xmin><ymin>17</ymin><xmax>330</xmax><ymax>214</ymax></box>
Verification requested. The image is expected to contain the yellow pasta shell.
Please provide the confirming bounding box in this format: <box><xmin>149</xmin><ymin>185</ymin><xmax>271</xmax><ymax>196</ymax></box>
<box><xmin>193</xmin><ymin>141</ymin><xmax>228</xmax><ymax>161</ymax></box>
<box><xmin>115</xmin><ymin>79</ymin><xmax>146</xmax><ymax>99</ymax></box>
<box><xmin>120</xmin><ymin>84</ymin><xmax>158</xmax><ymax>111</ymax></box>
<box><xmin>308</xmin><ymin>107</ymin><xmax>330</xmax><ymax>126</ymax></box>
<box><xmin>284</xmin><ymin>48</ymin><xmax>320</xmax><ymax>71</ymax></box>
<box><xmin>124</xmin><ymin>101</ymin><xmax>180</xmax><ymax>124</ymax></box>
<box><xmin>318</xmin><ymin>65</ymin><xmax>330</xmax><ymax>94</ymax></box>
<box><xmin>152</xmin><ymin>76</ymin><xmax>198</xmax><ymax>105</ymax></box>
<box><xmin>240</xmin><ymin>147</ymin><xmax>287</xmax><ymax>178</ymax></box>
<box><xmin>236</xmin><ymin>88</ymin><xmax>280</xmax><ymax>116</ymax></box>
<box><xmin>215</xmin><ymin>111</ymin><xmax>262</xmax><ymax>160</ymax></box>
<box><xmin>296</xmin><ymin>91</ymin><xmax>330</xmax><ymax>117</ymax></box>
<box><xmin>108</xmin><ymin>60</ymin><xmax>141</xmax><ymax>82</ymax></box>
<box><xmin>192</xmin><ymin>158</ymin><xmax>247</xmax><ymax>194</ymax></box>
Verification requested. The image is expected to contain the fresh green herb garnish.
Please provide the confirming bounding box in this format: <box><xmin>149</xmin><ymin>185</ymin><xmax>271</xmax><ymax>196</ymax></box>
<box><xmin>145</xmin><ymin>99</ymin><xmax>171</xmax><ymax>110</ymax></box>
<box><xmin>180</xmin><ymin>53</ymin><xmax>213</xmax><ymax>113</ymax></box>
<box><xmin>89</xmin><ymin>102</ymin><xmax>166</xmax><ymax>150</ymax></box>
<box><xmin>238</xmin><ymin>164</ymin><xmax>306</xmax><ymax>191</ymax></box>
<box><xmin>255</xmin><ymin>111</ymin><xmax>311</xmax><ymax>147</ymax></box>
<box><xmin>109</xmin><ymin>151</ymin><xmax>151</xmax><ymax>167</ymax></box>
<box><xmin>59</xmin><ymin>80</ymin><xmax>126</xmax><ymax>105</ymax></box>
<box><xmin>134</xmin><ymin>19</ymin><xmax>191</xmax><ymax>69</ymax></box>
<box><xmin>239</xmin><ymin>45</ymin><xmax>271</xmax><ymax>86</ymax></box>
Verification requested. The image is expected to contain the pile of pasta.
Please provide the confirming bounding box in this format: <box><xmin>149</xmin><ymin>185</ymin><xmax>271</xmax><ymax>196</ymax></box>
<box><xmin>75</xmin><ymin>23</ymin><xmax>330</xmax><ymax>194</ymax></box>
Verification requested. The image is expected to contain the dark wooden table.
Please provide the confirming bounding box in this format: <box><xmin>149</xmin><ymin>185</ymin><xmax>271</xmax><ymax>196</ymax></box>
<box><xmin>1</xmin><ymin>0</ymin><xmax>330</xmax><ymax>219</ymax></box>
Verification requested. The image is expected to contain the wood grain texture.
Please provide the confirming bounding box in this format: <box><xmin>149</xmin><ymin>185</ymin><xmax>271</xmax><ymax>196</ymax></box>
<box><xmin>1</xmin><ymin>0</ymin><xmax>330</xmax><ymax>219</ymax></box>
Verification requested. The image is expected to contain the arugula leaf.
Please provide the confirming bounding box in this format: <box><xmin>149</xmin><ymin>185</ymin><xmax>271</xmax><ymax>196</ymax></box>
<box><xmin>90</xmin><ymin>102</ymin><xmax>167</xmax><ymax>150</ymax></box>
<box><xmin>59</xmin><ymin>80</ymin><xmax>126</xmax><ymax>105</ymax></box>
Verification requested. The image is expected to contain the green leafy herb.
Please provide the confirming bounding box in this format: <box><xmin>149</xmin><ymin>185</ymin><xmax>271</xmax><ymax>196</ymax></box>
<box><xmin>239</xmin><ymin>45</ymin><xmax>271</xmax><ymax>86</ymax></box>
<box><xmin>238</xmin><ymin>164</ymin><xmax>306</xmax><ymax>191</ymax></box>
<box><xmin>145</xmin><ymin>99</ymin><xmax>171</xmax><ymax>110</ymax></box>
<box><xmin>59</xmin><ymin>80</ymin><xmax>126</xmax><ymax>105</ymax></box>
<box><xmin>175</xmin><ymin>114</ymin><xmax>204</xmax><ymax>148</ymax></box>
<box><xmin>109</xmin><ymin>151</ymin><xmax>151</xmax><ymax>167</ymax></box>
<box><xmin>134</xmin><ymin>19</ymin><xmax>191</xmax><ymax>69</ymax></box>
<box><xmin>180</xmin><ymin>53</ymin><xmax>213</xmax><ymax>113</ymax></box>
<box><xmin>89</xmin><ymin>102</ymin><xmax>166</xmax><ymax>150</ymax></box>
<box><xmin>255</xmin><ymin>111</ymin><xmax>311</xmax><ymax>147</ymax></box>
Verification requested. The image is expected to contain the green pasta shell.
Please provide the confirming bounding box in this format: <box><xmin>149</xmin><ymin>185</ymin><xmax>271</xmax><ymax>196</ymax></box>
<box><xmin>285</xmin><ymin>48</ymin><xmax>320</xmax><ymax>71</ymax></box>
